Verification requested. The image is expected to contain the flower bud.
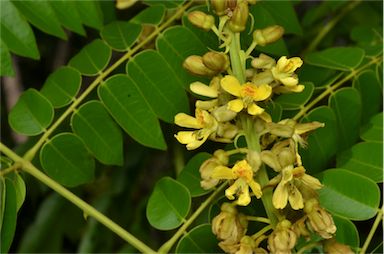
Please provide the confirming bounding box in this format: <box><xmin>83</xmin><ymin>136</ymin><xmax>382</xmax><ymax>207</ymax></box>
<box><xmin>292</xmin><ymin>217</ymin><xmax>311</xmax><ymax>239</ymax></box>
<box><xmin>183</xmin><ymin>55</ymin><xmax>217</xmax><ymax>76</ymax></box>
<box><xmin>217</xmin><ymin>122</ymin><xmax>238</xmax><ymax>139</ymax></box>
<box><xmin>203</xmin><ymin>52</ymin><xmax>230</xmax><ymax>73</ymax></box>
<box><xmin>253</xmin><ymin>25</ymin><xmax>284</xmax><ymax>46</ymax></box>
<box><xmin>267</xmin><ymin>122</ymin><xmax>295</xmax><ymax>138</ymax></box>
<box><xmin>200</xmin><ymin>150</ymin><xmax>228</xmax><ymax>189</ymax></box>
<box><xmin>212</xmin><ymin>105</ymin><xmax>237</xmax><ymax>122</ymax></box>
<box><xmin>278</xmin><ymin>148</ymin><xmax>296</xmax><ymax>168</ymax></box>
<box><xmin>252</xmin><ymin>71</ymin><xmax>274</xmax><ymax>86</ymax></box>
<box><xmin>251</xmin><ymin>54</ymin><xmax>276</xmax><ymax>69</ymax></box>
<box><xmin>196</xmin><ymin>99</ymin><xmax>219</xmax><ymax>110</ymax></box>
<box><xmin>324</xmin><ymin>239</ymin><xmax>354</xmax><ymax>254</ymax></box>
<box><xmin>228</xmin><ymin>0</ymin><xmax>249</xmax><ymax>32</ymax></box>
<box><xmin>268</xmin><ymin>220</ymin><xmax>297</xmax><ymax>254</ymax></box>
<box><xmin>188</xmin><ymin>11</ymin><xmax>215</xmax><ymax>31</ymax></box>
<box><xmin>116</xmin><ymin>0</ymin><xmax>138</xmax><ymax>9</ymax></box>
<box><xmin>212</xmin><ymin>203</ymin><xmax>248</xmax><ymax>242</ymax></box>
<box><xmin>210</xmin><ymin>0</ymin><xmax>227</xmax><ymax>16</ymax></box>
<box><xmin>305</xmin><ymin>199</ymin><xmax>336</xmax><ymax>239</ymax></box>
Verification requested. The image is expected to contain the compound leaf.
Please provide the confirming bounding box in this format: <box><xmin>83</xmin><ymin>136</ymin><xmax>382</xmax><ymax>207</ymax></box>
<box><xmin>100</xmin><ymin>21</ymin><xmax>142</xmax><ymax>51</ymax></box>
<box><xmin>49</xmin><ymin>0</ymin><xmax>85</xmax><ymax>35</ymax></box>
<box><xmin>275</xmin><ymin>82</ymin><xmax>314</xmax><ymax>110</ymax></box>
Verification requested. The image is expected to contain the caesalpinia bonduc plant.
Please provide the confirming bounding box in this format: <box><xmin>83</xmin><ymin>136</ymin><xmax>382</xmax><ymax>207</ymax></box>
<box><xmin>174</xmin><ymin>1</ymin><xmax>352</xmax><ymax>253</ymax></box>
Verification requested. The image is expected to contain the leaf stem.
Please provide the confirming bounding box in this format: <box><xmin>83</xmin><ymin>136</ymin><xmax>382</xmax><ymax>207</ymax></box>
<box><xmin>22</xmin><ymin>1</ymin><xmax>193</xmax><ymax>162</ymax></box>
<box><xmin>303</xmin><ymin>0</ymin><xmax>362</xmax><ymax>53</ymax></box>
<box><xmin>251</xmin><ymin>225</ymin><xmax>272</xmax><ymax>240</ymax></box>
<box><xmin>158</xmin><ymin>183</ymin><xmax>227</xmax><ymax>253</ymax></box>
<box><xmin>293</xmin><ymin>56</ymin><xmax>382</xmax><ymax>121</ymax></box>
<box><xmin>0</xmin><ymin>163</ymin><xmax>21</xmax><ymax>177</ymax></box>
<box><xmin>360</xmin><ymin>205</ymin><xmax>383</xmax><ymax>254</ymax></box>
<box><xmin>0</xmin><ymin>142</ymin><xmax>155</xmax><ymax>253</ymax></box>
<box><xmin>246</xmin><ymin>216</ymin><xmax>271</xmax><ymax>224</ymax></box>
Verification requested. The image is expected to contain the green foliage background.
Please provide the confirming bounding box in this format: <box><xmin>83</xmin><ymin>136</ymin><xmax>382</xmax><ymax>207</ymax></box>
<box><xmin>0</xmin><ymin>0</ymin><xmax>382</xmax><ymax>253</ymax></box>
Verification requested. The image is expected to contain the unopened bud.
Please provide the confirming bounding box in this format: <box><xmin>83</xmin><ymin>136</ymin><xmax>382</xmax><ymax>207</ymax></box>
<box><xmin>228</xmin><ymin>0</ymin><xmax>249</xmax><ymax>32</ymax></box>
<box><xmin>196</xmin><ymin>99</ymin><xmax>219</xmax><ymax>110</ymax></box>
<box><xmin>213</xmin><ymin>149</ymin><xmax>229</xmax><ymax>165</ymax></box>
<box><xmin>188</xmin><ymin>11</ymin><xmax>215</xmax><ymax>31</ymax></box>
<box><xmin>305</xmin><ymin>199</ymin><xmax>337</xmax><ymax>239</ymax></box>
<box><xmin>251</xmin><ymin>54</ymin><xmax>276</xmax><ymax>69</ymax></box>
<box><xmin>292</xmin><ymin>217</ymin><xmax>311</xmax><ymax>239</ymax></box>
<box><xmin>278</xmin><ymin>148</ymin><xmax>296</xmax><ymax>168</ymax></box>
<box><xmin>212</xmin><ymin>105</ymin><xmax>237</xmax><ymax>122</ymax></box>
<box><xmin>203</xmin><ymin>52</ymin><xmax>230</xmax><ymax>73</ymax></box>
<box><xmin>268</xmin><ymin>220</ymin><xmax>297</xmax><ymax>254</ymax></box>
<box><xmin>324</xmin><ymin>239</ymin><xmax>354</xmax><ymax>254</ymax></box>
<box><xmin>260</xmin><ymin>151</ymin><xmax>281</xmax><ymax>172</ymax></box>
<box><xmin>247</xmin><ymin>150</ymin><xmax>262</xmax><ymax>172</ymax></box>
<box><xmin>211</xmin><ymin>0</ymin><xmax>227</xmax><ymax>16</ymax></box>
<box><xmin>183</xmin><ymin>55</ymin><xmax>216</xmax><ymax>76</ymax></box>
<box><xmin>253</xmin><ymin>25</ymin><xmax>284</xmax><ymax>46</ymax></box>
<box><xmin>217</xmin><ymin>122</ymin><xmax>238</xmax><ymax>139</ymax></box>
<box><xmin>267</xmin><ymin>122</ymin><xmax>294</xmax><ymax>138</ymax></box>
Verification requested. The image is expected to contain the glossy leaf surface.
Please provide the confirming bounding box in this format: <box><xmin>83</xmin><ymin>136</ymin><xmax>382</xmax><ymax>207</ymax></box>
<box><xmin>127</xmin><ymin>50</ymin><xmax>189</xmax><ymax>122</ymax></box>
<box><xmin>337</xmin><ymin>142</ymin><xmax>383</xmax><ymax>182</ymax></box>
<box><xmin>12</xmin><ymin>1</ymin><xmax>66</xmax><ymax>39</ymax></box>
<box><xmin>76</xmin><ymin>1</ymin><xmax>103</xmax><ymax>30</ymax></box>
<box><xmin>9</xmin><ymin>89</ymin><xmax>54</xmax><ymax>136</ymax></box>
<box><xmin>131</xmin><ymin>5</ymin><xmax>165</xmax><ymax>25</ymax></box>
<box><xmin>0</xmin><ymin>39</ymin><xmax>14</xmax><ymax>76</ymax></box>
<box><xmin>176</xmin><ymin>224</ymin><xmax>221</xmax><ymax>253</ymax></box>
<box><xmin>69</xmin><ymin>39</ymin><xmax>111</xmax><ymax>76</ymax></box>
<box><xmin>177</xmin><ymin>152</ymin><xmax>211</xmax><ymax>197</ymax></box>
<box><xmin>329</xmin><ymin>88</ymin><xmax>362</xmax><ymax>151</ymax></box>
<box><xmin>71</xmin><ymin>100</ymin><xmax>123</xmax><ymax>166</ymax></box>
<box><xmin>360</xmin><ymin>112</ymin><xmax>383</xmax><ymax>143</ymax></box>
<box><xmin>100</xmin><ymin>21</ymin><xmax>142</xmax><ymax>51</ymax></box>
<box><xmin>333</xmin><ymin>215</ymin><xmax>359</xmax><ymax>249</ymax></box>
<box><xmin>146</xmin><ymin>177</ymin><xmax>191</xmax><ymax>230</ymax></box>
<box><xmin>98</xmin><ymin>74</ymin><xmax>166</xmax><ymax>150</ymax></box>
<box><xmin>0</xmin><ymin>178</ymin><xmax>17</xmax><ymax>253</ymax></box>
<box><xmin>0</xmin><ymin>0</ymin><xmax>39</xmax><ymax>59</ymax></box>
<box><xmin>40</xmin><ymin>133</ymin><xmax>95</xmax><ymax>187</ymax></box>
<box><xmin>305</xmin><ymin>47</ymin><xmax>365</xmax><ymax>71</ymax></box>
<box><xmin>49</xmin><ymin>0</ymin><xmax>85</xmax><ymax>35</ymax></box>
<box><xmin>318</xmin><ymin>169</ymin><xmax>380</xmax><ymax>220</ymax></box>
<box><xmin>40</xmin><ymin>66</ymin><xmax>81</xmax><ymax>108</ymax></box>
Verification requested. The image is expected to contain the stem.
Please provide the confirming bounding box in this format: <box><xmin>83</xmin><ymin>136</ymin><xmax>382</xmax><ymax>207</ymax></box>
<box><xmin>0</xmin><ymin>143</ymin><xmax>155</xmax><ymax>253</ymax></box>
<box><xmin>23</xmin><ymin>1</ymin><xmax>193</xmax><ymax>162</ymax></box>
<box><xmin>246</xmin><ymin>216</ymin><xmax>270</xmax><ymax>224</ymax></box>
<box><xmin>251</xmin><ymin>225</ymin><xmax>272</xmax><ymax>240</ymax></box>
<box><xmin>303</xmin><ymin>0</ymin><xmax>362</xmax><ymax>53</ymax></box>
<box><xmin>0</xmin><ymin>163</ymin><xmax>21</xmax><ymax>177</ymax></box>
<box><xmin>158</xmin><ymin>183</ymin><xmax>227</xmax><ymax>253</ymax></box>
<box><xmin>293</xmin><ymin>56</ymin><xmax>382</xmax><ymax>121</ymax></box>
<box><xmin>360</xmin><ymin>205</ymin><xmax>383</xmax><ymax>254</ymax></box>
<box><xmin>229</xmin><ymin>31</ymin><xmax>245</xmax><ymax>83</ymax></box>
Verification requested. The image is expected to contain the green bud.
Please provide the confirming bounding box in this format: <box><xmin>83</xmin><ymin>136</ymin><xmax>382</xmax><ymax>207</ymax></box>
<box><xmin>202</xmin><ymin>52</ymin><xmax>230</xmax><ymax>73</ymax></box>
<box><xmin>183</xmin><ymin>55</ymin><xmax>216</xmax><ymax>76</ymax></box>
<box><xmin>188</xmin><ymin>11</ymin><xmax>215</xmax><ymax>31</ymax></box>
<box><xmin>228</xmin><ymin>0</ymin><xmax>249</xmax><ymax>32</ymax></box>
<box><xmin>211</xmin><ymin>0</ymin><xmax>227</xmax><ymax>16</ymax></box>
<box><xmin>253</xmin><ymin>25</ymin><xmax>284</xmax><ymax>46</ymax></box>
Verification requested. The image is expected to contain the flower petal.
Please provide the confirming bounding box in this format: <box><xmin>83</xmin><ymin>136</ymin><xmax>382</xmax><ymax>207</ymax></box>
<box><xmin>221</xmin><ymin>75</ymin><xmax>242</xmax><ymax>96</ymax></box>
<box><xmin>237</xmin><ymin>183</ymin><xmax>251</xmax><ymax>206</ymax></box>
<box><xmin>212</xmin><ymin>165</ymin><xmax>236</xmax><ymax>179</ymax></box>
<box><xmin>196</xmin><ymin>99</ymin><xmax>219</xmax><ymax>110</ymax></box>
<box><xmin>247</xmin><ymin>103</ymin><xmax>264</xmax><ymax>115</ymax></box>
<box><xmin>280</xmin><ymin>76</ymin><xmax>299</xmax><ymax>87</ymax></box>
<box><xmin>273</xmin><ymin>182</ymin><xmax>288</xmax><ymax>209</ymax></box>
<box><xmin>288</xmin><ymin>185</ymin><xmax>304</xmax><ymax>210</ymax></box>
<box><xmin>249</xmin><ymin>180</ymin><xmax>262</xmax><ymax>198</ymax></box>
<box><xmin>174</xmin><ymin>113</ymin><xmax>200</xmax><ymax>128</ymax></box>
<box><xmin>252</xmin><ymin>84</ymin><xmax>272</xmax><ymax>101</ymax></box>
<box><xmin>174</xmin><ymin>131</ymin><xmax>196</xmax><ymax>144</ymax></box>
<box><xmin>190</xmin><ymin>81</ymin><xmax>218</xmax><ymax>98</ymax></box>
<box><xmin>227</xmin><ymin>99</ymin><xmax>244</xmax><ymax>112</ymax></box>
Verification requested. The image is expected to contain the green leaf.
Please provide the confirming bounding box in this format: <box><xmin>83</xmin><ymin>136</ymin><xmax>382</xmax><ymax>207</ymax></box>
<box><xmin>12</xmin><ymin>0</ymin><xmax>66</xmax><ymax>39</ymax></box>
<box><xmin>333</xmin><ymin>215</ymin><xmax>359</xmax><ymax>249</ymax></box>
<box><xmin>68</xmin><ymin>39</ymin><xmax>111</xmax><ymax>76</ymax></box>
<box><xmin>40</xmin><ymin>66</ymin><xmax>81</xmax><ymax>108</ymax></box>
<box><xmin>40</xmin><ymin>133</ymin><xmax>95</xmax><ymax>187</ymax></box>
<box><xmin>329</xmin><ymin>88</ymin><xmax>362</xmax><ymax>151</ymax></box>
<box><xmin>98</xmin><ymin>74</ymin><xmax>166</xmax><ymax>150</ymax></box>
<box><xmin>156</xmin><ymin>26</ymin><xmax>210</xmax><ymax>88</ymax></box>
<box><xmin>0</xmin><ymin>0</ymin><xmax>39</xmax><ymax>59</ymax></box>
<box><xmin>298</xmin><ymin>64</ymin><xmax>337</xmax><ymax>88</ymax></box>
<box><xmin>265</xmin><ymin>102</ymin><xmax>282</xmax><ymax>122</ymax></box>
<box><xmin>176</xmin><ymin>224</ymin><xmax>221</xmax><ymax>253</ymax></box>
<box><xmin>8</xmin><ymin>89</ymin><xmax>54</xmax><ymax>136</ymax></box>
<box><xmin>305</xmin><ymin>47</ymin><xmax>365</xmax><ymax>71</ymax></box>
<box><xmin>177</xmin><ymin>153</ymin><xmax>211</xmax><ymax>197</ymax></box>
<box><xmin>100</xmin><ymin>21</ymin><xmax>142</xmax><ymax>52</ymax></box>
<box><xmin>0</xmin><ymin>39</ymin><xmax>14</xmax><ymax>76</ymax></box>
<box><xmin>49</xmin><ymin>0</ymin><xmax>85</xmax><ymax>35</ymax></box>
<box><xmin>259</xmin><ymin>1</ymin><xmax>303</xmax><ymax>35</ymax></box>
<box><xmin>146</xmin><ymin>177</ymin><xmax>191</xmax><ymax>230</ymax></box>
<box><xmin>126</xmin><ymin>50</ymin><xmax>189</xmax><ymax>122</ymax></box>
<box><xmin>275</xmin><ymin>82</ymin><xmax>314</xmax><ymax>110</ymax></box>
<box><xmin>71</xmin><ymin>100</ymin><xmax>123</xmax><ymax>166</ymax></box>
<box><xmin>131</xmin><ymin>5</ymin><xmax>166</xmax><ymax>25</ymax></box>
<box><xmin>361</xmin><ymin>112</ymin><xmax>383</xmax><ymax>143</ymax></box>
<box><xmin>336</xmin><ymin>142</ymin><xmax>383</xmax><ymax>183</ymax></box>
<box><xmin>318</xmin><ymin>168</ymin><xmax>380</xmax><ymax>220</ymax></box>
<box><xmin>143</xmin><ymin>0</ymin><xmax>184</xmax><ymax>9</ymax></box>
<box><xmin>353</xmin><ymin>70</ymin><xmax>382</xmax><ymax>123</ymax></box>
<box><xmin>0</xmin><ymin>178</ymin><xmax>17</xmax><ymax>253</ymax></box>
<box><xmin>248</xmin><ymin>4</ymin><xmax>288</xmax><ymax>56</ymax></box>
<box><xmin>300</xmin><ymin>106</ymin><xmax>338</xmax><ymax>174</ymax></box>
<box><xmin>10</xmin><ymin>173</ymin><xmax>26</xmax><ymax>212</ymax></box>
<box><xmin>0</xmin><ymin>177</ymin><xmax>5</xmax><ymax>231</ymax></box>
<box><xmin>76</xmin><ymin>0</ymin><xmax>103</xmax><ymax>30</ymax></box>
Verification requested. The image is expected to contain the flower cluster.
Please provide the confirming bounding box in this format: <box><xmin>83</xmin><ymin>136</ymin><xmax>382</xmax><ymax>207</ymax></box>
<box><xmin>173</xmin><ymin>0</ymin><xmax>347</xmax><ymax>253</ymax></box>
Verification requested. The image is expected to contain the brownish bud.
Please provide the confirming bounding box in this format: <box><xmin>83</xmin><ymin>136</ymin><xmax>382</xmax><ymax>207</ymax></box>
<box><xmin>203</xmin><ymin>52</ymin><xmax>230</xmax><ymax>73</ymax></box>
<box><xmin>268</xmin><ymin>220</ymin><xmax>297</xmax><ymax>254</ymax></box>
<box><xmin>292</xmin><ymin>217</ymin><xmax>311</xmax><ymax>239</ymax></box>
<box><xmin>323</xmin><ymin>238</ymin><xmax>354</xmax><ymax>254</ymax></box>
<box><xmin>183</xmin><ymin>55</ymin><xmax>217</xmax><ymax>76</ymax></box>
<box><xmin>211</xmin><ymin>0</ymin><xmax>227</xmax><ymax>16</ymax></box>
<box><xmin>188</xmin><ymin>11</ymin><xmax>215</xmax><ymax>31</ymax></box>
<box><xmin>199</xmin><ymin>150</ymin><xmax>228</xmax><ymax>189</ymax></box>
<box><xmin>228</xmin><ymin>0</ymin><xmax>249</xmax><ymax>32</ymax></box>
<box><xmin>305</xmin><ymin>199</ymin><xmax>337</xmax><ymax>239</ymax></box>
<box><xmin>253</xmin><ymin>25</ymin><xmax>284</xmax><ymax>46</ymax></box>
<box><xmin>247</xmin><ymin>0</ymin><xmax>257</xmax><ymax>4</ymax></box>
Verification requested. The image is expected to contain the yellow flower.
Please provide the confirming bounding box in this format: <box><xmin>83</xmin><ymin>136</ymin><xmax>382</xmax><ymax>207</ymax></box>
<box><xmin>221</xmin><ymin>75</ymin><xmax>272</xmax><ymax>115</ymax></box>
<box><xmin>174</xmin><ymin>109</ymin><xmax>218</xmax><ymax>150</ymax></box>
<box><xmin>271</xmin><ymin>56</ymin><xmax>303</xmax><ymax>87</ymax></box>
<box><xmin>212</xmin><ymin>160</ymin><xmax>262</xmax><ymax>206</ymax></box>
